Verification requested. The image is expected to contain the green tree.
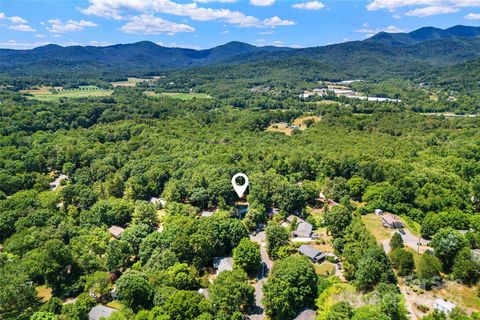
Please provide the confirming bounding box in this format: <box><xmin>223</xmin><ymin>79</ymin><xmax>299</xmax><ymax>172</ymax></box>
<box><xmin>262</xmin><ymin>255</ymin><xmax>318</xmax><ymax>319</ymax></box>
<box><xmin>451</xmin><ymin>247</ymin><xmax>480</xmax><ymax>285</ymax></box>
<box><xmin>163</xmin><ymin>290</ymin><xmax>206</xmax><ymax>320</ymax></box>
<box><xmin>232</xmin><ymin>238</ymin><xmax>261</xmax><ymax>275</ymax></box>
<box><xmin>115</xmin><ymin>270</ymin><xmax>154</xmax><ymax>311</ymax></box>
<box><xmin>431</xmin><ymin>228</ymin><xmax>468</xmax><ymax>272</ymax></box>
<box><xmin>61</xmin><ymin>293</ymin><xmax>96</xmax><ymax>320</ymax></box>
<box><xmin>390</xmin><ymin>232</ymin><xmax>404</xmax><ymax>250</ymax></box>
<box><xmin>132</xmin><ymin>201</ymin><xmax>159</xmax><ymax>231</ymax></box>
<box><xmin>389</xmin><ymin>248</ymin><xmax>414</xmax><ymax>276</ymax></box>
<box><xmin>106</xmin><ymin>240</ymin><xmax>132</xmax><ymax>272</ymax></box>
<box><xmin>323</xmin><ymin>205</ymin><xmax>352</xmax><ymax>238</ymax></box>
<box><xmin>84</xmin><ymin>271</ymin><xmax>112</xmax><ymax>302</ymax></box>
<box><xmin>327</xmin><ymin>301</ymin><xmax>353</xmax><ymax>320</ymax></box>
<box><xmin>417</xmin><ymin>253</ymin><xmax>442</xmax><ymax>289</ymax></box>
<box><xmin>355</xmin><ymin>247</ymin><xmax>396</xmax><ymax>291</ymax></box>
<box><xmin>209</xmin><ymin>269</ymin><xmax>255</xmax><ymax>315</ymax></box>
<box><xmin>265</xmin><ymin>224</ymin><xmax>290</xmax><ymax>260</ymax></box>
<box><xmin>30</xmin><ymin>311</ymin><xmax>58</xmax><ymax>320</ymax></box>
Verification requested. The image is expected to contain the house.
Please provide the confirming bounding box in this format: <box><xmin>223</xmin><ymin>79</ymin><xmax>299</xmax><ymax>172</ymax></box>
<box><xmin>108</xmin><ymin>226</ymin><xmax>125</xmax><ymax>239</ymax></box>
<box><xmin>375</xmin><ymin>209</ymin><xmax>384</xmax><ymax>215</ymax></box>
<box><xmin>294</xmin><ymin>309</ymin><xmax>316</xmax><ymax>320</ymax></box>
<box><xmin>298</xmin><ymin>245</ymin><xmax>325</xmax><ymax>263</ymax></box>
<box><xmin>213</xmin><ymin>257</ymin><xmax>233</xmax><ymax>275</ymax></box>
<box><xmin>88</xmin><ymin>305</ymin><xmax>117</xmax><ymax>320</ymax></box>
<box><xmin>150</xmin><ymin>197</ymin><xmax>166</xmax><ymax>208</ymax></box>
<box><xmin>49</xmin><ymin>174</ymin><xmax>68</xmax><ymax>191</ymax></box>
<box><xmin>201</xmin><ymin>208</ymin><xmax>217</xmax><ymax>217</ymax></box>
<box><xmin>433</xmin><ymin>299</ymin><xmax>456</xmax><ymax>314</ymax></box>
<box><xmin>293</xmin><ymin>220</ymin><xmax>313</xmax><ymax>238</ymax></box>
<box><xmin>382</xmin><ymin>214</ymin><xmax>404</xmax><ymax>229</ymax></box>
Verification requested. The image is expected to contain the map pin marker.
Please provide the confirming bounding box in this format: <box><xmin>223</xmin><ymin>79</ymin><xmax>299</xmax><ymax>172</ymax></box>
<box><xmin>232</xmin><ymin>173</ymin><xmax>249</xmax><ymax>198</ymax></box>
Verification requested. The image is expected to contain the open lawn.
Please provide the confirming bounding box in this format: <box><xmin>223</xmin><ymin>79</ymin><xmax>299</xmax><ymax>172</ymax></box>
<box><xmin>105</xmin><ymin>300</ymin><xmax>123</xmax><ymax>310</ymax></box>
<box><xmin>36</xmin><ymin>285</ymin><xmax>52</xmax><ymax>302</ymax></box>
<box><xmin>144</xmin><ymin>92</ymin><xmax>212</xmax><ymax>100</ymax></box>
<box><xmin>24</xmin><ymin>87</ymin><xmax>113</xmax><ymax>101</ymax></box>
<box><xmin>20</xmin><ymin>86</ymin><xmax>63</xmax><ymax>94</ymax></box>
<box><xmin>266</xmin><ymin>115</ymin><xmax>321</xmax><ymax>136</ymax></box>
<box><xmin>111</xmin><ymin>77</ymin><xmax>153</xmax><ymax>87</ymax></box>
<box><xmin>361</xmin><ymin>214</ymin><xmax>393</xmax><ymax>243</ymax></box>
<box><xmin>433</xmin><ymin>281</ymin><xmax>480</xmax><ymax>312</ymax></box>
<box><xmin>315</xmin><ymin>262</ymin><xmax>337</xmax><ymax>276</ymax></box>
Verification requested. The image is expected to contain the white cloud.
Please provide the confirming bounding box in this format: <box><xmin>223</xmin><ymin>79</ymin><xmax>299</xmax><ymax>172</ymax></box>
<box><xmin>263</xmin><ymin>16</ymin><xmax>295</xmax><ymax>27</ymax></box>
<box><xmin>9</xmin><ymin>16</ymin><xmax>28</xmax><ymax>24</ymax></box>
<box><xmin>355</xmin><ymin>25</ymin><xmax>406</xmax><ymax>37</ymax></box>
<box><xmin>250</xmin><ymin>0</ymin><xmax>275</xmax><ymax>6</ymax></box>
<box><xmin>366</xmin><ymin>0</ymin><xmax>480</xmax><ymax>17</ymax></box>
<box><xmin>194</xmin><ymin>0</ymin><xmax>236</xmax><ymax>2</ymax></box>
<box><xmin>292</xmin><ymin>1</ymin><xmax>325</xmax><ymax>10</ymax></box>
<box><xmin>88</xmin><ymin>40</ymin><xmax>112</xmax><ymax>46</ymax></box>
<box><xmin>272</xmin><ymin>40</ymin><xmax>283</xmax><ymax>46</ymax></box>
<box><xmin>121</xmin><ymin>14</ymin><xmax>194</xmax><ymax>35</ymax></box>
<box><xmin>221</xmin><ymin>29</ymin><xmax>229</xmax><ymax>34</ymax></box>
<box><xmin>46</xmin><ymin>19</ymin><xmax>98</xmax><ymax>33</ymax></box>
<box><xmin>0</xmin><ymin>13</ymin><xmax>35</xmax><ymax>31</ymax></box>
<box><xmin>465</xmin><ymin>12</ymin><xmax>480</xmax><ymax>19</ymax></box>
<box><xmin>259</xmin><ymin>30</ymin><xmax>274</xmax><ymax>34</ymax></box>
<box><xmin>9</xmin><ymin>24</ymin><xmax>36</xmax><ymax>32</ymax></box>
<box><xmin>0</xmin><ymin>40</ymin><xmax>51</xmax><ymax>49</ymax></box>
<box><xmin>80</xmin><ymin>0</ymin><xmax>293</xmax><ymax>28</ymax></box>
<box><xmin>406</xmin><ymin>5</ymin><xmax>459</xmax><ymax>16</ymax></box>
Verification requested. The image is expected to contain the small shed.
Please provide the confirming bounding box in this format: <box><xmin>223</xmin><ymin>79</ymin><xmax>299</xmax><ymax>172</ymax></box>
<box><xmin>108</xmin><ymin>226</ymin><xmax>125</xmax><ymax>239</ymax></box>
<box><xmin>433</xmin><ymin>299</ymin><xmax>456</xmax><ymax>314</ymax></box>
<box><xmin>88</xmin><ymin>305</ymin><xmax>116</xmax><ymax>320</ymax></box>
<box><xmin>374</xmin><ymin>209</ymin><xmax>384</xmax><ymax>215</ymax></box>
<box><xmin>298</xmin><ymin>245</ymin><xmax>325</xmax><ymax>263</ymax></box>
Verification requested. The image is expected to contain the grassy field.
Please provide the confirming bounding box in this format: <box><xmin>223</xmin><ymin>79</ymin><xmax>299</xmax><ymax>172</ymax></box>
<box><xmin>144</xmin><ymin>92</ymin><xmax>212</xmax><ymax>100</ymax></box>
<box><xmin>24</xmin><ymin>87</ymin><xmax>113</xmax><ymax>101</ymax></box>
<box><xmin>266</xmin><ymin>115</ymin><xmax>321</xmax><ymax>136</ymax></box>
<box><xmin>36</xmin><ymin>285</ymin><xmax>52</xmax><ymax>302</ymax></box>
<box><xmin>362</xmin><ymin>214</ymin><xmax>393</xmax><ymax>243</ymax></box>
<box><xmin>315</xmin><ymin>262</ymin><xmax>337</xmax><ymax>276</ymax></box>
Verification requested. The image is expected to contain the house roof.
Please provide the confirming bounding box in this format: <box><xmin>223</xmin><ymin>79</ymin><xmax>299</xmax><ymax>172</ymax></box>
<box><xmin>299</xmin><ymin>245</ymin><xmax>324</xmax><ymax>260</ymax></box>
<box><xmin>216</xmin><ymin>257</ymin><xmax>234</xmax><ymax>274</ymax></box>
<box><xmin>294</xmin><ymin>309</ymin><xmax>316</xmax><ymax>320</ymax></box>
<box><xmin>89</xmin><ymin>305</ymin><xmax>116</xmax><ymax>320</ymax></box>
<box><xmin>295</xmin><ymin>221</ymin><xmax>313</xmax><ymax>236</ymax></box>
<box><xmin>286</xmin><ymin>215</ymin><xmax>304</xmax><ymax>223</ymax></box>
<box><xmin>382</xmin><ymin>213</ymin><xmax>400</xmax><ymax>225</ymax></box>
<box><xmin>108</xmin><ymin>225</ymin><xmax>125</xmax><ymax>238</ymax></box>
<box><xmin>434</xmin><ymin>299</ymin><xmax>456</xmax><ymax>310</ymax></box>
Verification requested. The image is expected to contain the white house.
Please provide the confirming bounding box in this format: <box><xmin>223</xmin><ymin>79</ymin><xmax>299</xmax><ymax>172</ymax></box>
<box><xmin>433</xmin><ymin>299</ymin><xmax>456</xmax><ymax>314</ymax></box>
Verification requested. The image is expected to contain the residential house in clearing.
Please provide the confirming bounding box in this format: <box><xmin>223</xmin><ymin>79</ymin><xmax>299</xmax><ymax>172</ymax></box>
<box><xmin>149</xmin><ymin>197</ymin><xmax>166</xmax><ymax>208</ymax></box>
<box><xmin>282</xmin><ymin>215</ymin><xmax>314</xmax><ymax>238</ymax></box>
<box><xmin>382</xmin><ymin>213</ymin><xmax>404</xmax><ymax>229</ymax></box>
<box><xmin>213</xmin><ymin>257</ymin><xmax>234</xmax><ymax>275</ymax></box>
<box><xmin>49</xmin><ymin>174</ymin><xmax>68</xmax><ymax>191</ymax></box>
<box><xmin>433</xmin><ymin>299</ymin><xmax>456</xmax><ymax>315</ymax></box>
<box><xmin>108</xmin><ymin>226</ymin><xmax>125</xmax><ymax>239</ymax></box>
<box><xmin>375</xmin><ymin>209</ymin><xmax>384</xmax><ymax>215</ymax></box>
<box><xmin>298</xmin><ymin>245</ymin><xmax>325</xmax><ymax>263</ymax></box>
<box><xmin>88</xmin><ymin>305</ymin><xmax>117</xmax><ymax>320</ymax></box>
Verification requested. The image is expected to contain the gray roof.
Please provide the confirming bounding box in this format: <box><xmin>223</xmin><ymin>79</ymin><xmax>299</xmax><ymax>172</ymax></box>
<box><xmin>108</xmin><ymin>226</ymin><xmax>125</xmax><ymax>239</ymax></box>
<box><xmin>216</xmin><ymin>257</ymin><xmax>234</xmax><ymax>274</ymax></box>
<box><xmin>295</xmin><ymin>221</ymin><xmax>313</xmax><ymax>237</ymax></box>
<box><xmin>294</xmin><ymin>309</ymin><xmax>316</xmax><ymax>320</ymax></box>
<box><xmin>298</xmin><ymin>245</ymin><xmax>324</xmax><ymax>260</ymax></box>
<box><xmin>89</xmin><ymin>305</ymin><xmax>116</xmax><ymax>320</ymax></box>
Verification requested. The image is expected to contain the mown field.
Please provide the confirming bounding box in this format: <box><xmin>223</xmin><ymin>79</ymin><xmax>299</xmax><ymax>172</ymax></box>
<box><xmin>22</xmin><ymin>86</ymin><xmax>113</xmax><ymax>101</ymax></box>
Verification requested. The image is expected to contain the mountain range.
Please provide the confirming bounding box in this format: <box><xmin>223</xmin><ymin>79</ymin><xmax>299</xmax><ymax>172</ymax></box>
<box><xmin>1</xmin><ymin>25</ymin><xmax>479</xmax><ymax>82</ymax></box>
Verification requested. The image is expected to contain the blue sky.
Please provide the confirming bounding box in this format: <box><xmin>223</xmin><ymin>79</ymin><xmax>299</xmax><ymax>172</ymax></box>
<box><xmin>1</xmin><ymin>0</ymin><xmax>480</xmax><ymax>50</ymax></box>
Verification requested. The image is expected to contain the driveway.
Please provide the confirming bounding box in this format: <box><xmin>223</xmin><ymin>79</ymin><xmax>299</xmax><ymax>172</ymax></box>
<box><xmin>398</xmin><ymin>229</ymin><xmax>431</xmax><ymax>254</ymax></box>
<box><xmin>248</xmin><ymin>232</ymin><xmax>274</xmax><ymax>320</ymax></box>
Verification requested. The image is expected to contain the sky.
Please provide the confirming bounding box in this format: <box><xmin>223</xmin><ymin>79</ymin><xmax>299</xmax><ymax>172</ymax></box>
<box><xmin>1</xmin><ymin>0</ymin><xmax>480</xmax><ymax>50</ymax></box>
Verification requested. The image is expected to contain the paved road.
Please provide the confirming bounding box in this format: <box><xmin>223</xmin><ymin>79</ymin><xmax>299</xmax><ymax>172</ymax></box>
<box><xmin>400</xmin><ymin>229</ymin><xmax>431</xmax><ymax>254</ymax></box>
<box><xmin>248</xmin><ymin>232</ymin><xmax>273</xmax><ymax>320</ymax></box>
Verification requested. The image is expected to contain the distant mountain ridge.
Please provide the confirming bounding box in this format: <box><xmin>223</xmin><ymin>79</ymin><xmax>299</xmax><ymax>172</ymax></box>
<box><xmin>1</xmin><ymin>25</ymin><xmax>479</xmax><ymax>81</ymax></box>
<box><xmin>366</xmin><ymin>25</ymin><xmax>480</xmax><ymax>46</ymax></box>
